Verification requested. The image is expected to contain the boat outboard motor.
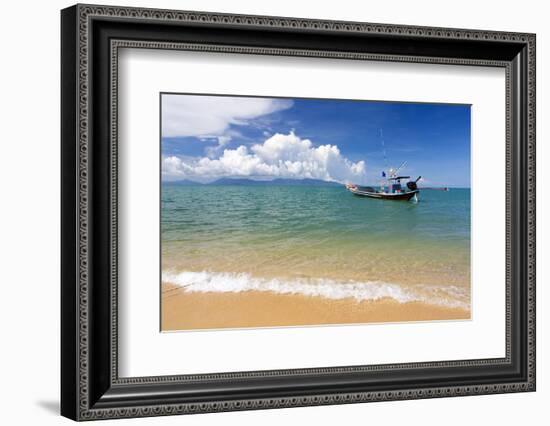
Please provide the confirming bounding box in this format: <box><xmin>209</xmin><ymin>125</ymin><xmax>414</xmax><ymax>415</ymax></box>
<box><xmin>406</xmin><ymin>176</ymin><xmax>422</xmax><ymax>191</ymax></box>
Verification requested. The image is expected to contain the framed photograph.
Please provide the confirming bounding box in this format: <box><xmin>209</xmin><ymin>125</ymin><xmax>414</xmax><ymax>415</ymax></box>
<box><xmin>61</xmin><ymin>4</ymin><xmax>536</xmax><ymax>421</ymax></box>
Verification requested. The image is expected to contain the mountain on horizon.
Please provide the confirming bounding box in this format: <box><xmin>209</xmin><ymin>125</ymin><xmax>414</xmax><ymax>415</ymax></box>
<box><xmin>162</xmin><ymin>179</ymin><xmax>204</xmax><ymax>186</ymax></box>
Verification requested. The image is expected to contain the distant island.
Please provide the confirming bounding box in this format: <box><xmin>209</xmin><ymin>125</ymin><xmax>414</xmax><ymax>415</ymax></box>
<box><xmin>163</xmin><ymin>178</ymin><xmax>343</xmax><ymax>187</ymax></box>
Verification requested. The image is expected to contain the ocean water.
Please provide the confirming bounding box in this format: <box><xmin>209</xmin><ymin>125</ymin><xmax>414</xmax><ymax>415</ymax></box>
<box><xmin>161</xmin><ymin>184</ymin><xmax>471</xmax><ymax>310</ymax></box>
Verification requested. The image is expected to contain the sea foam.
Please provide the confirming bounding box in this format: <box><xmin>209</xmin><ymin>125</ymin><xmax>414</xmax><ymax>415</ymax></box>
<box><xmin>162</xmin><ymin>270</ymin><xmax>469</xmax><ymax>310</ymax></box>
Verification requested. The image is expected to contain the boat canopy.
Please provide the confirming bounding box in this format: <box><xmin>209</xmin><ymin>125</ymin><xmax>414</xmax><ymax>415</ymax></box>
<box><xmin>388</xmin><ymin>176</ymin><xmax>410</xmax><ymax>180</ymax></box>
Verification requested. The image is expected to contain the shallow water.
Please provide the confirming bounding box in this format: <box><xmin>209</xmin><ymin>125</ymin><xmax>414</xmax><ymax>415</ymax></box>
<box><xmin>161</xmin><ymin>184</ymin><xmax>470</xmax><ymax>309</ymax></box>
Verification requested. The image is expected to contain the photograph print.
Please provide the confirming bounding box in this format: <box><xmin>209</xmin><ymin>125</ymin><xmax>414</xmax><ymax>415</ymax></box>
<box><xmin>160</xmin><ymin>93</ymin><xmax>471</xmax><ymax>331</ymax></box>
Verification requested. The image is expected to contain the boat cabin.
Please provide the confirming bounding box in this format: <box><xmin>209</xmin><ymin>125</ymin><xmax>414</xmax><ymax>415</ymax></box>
<box><xmin>387</xmin><ymin>176</ymin><xmax>410</xmax><ymax>194</ymax></box>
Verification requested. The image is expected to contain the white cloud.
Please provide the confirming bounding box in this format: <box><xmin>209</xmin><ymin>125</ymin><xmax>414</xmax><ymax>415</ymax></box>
<box><xmin>161</xmin><ymin>94</ymin><xmax>293</xmax><ymax>138</ymax></box>
<box><xmin>162</xmin><ymin>131</ymin><xmax>366</xmax><ymax>183</ymax></box>
<box><xmin>204</xmin><ymin>134</ymin><xmax>233</xmax><ymax>158</ymax></box>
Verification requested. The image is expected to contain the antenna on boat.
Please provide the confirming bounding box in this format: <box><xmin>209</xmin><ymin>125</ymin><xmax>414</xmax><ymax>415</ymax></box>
<box><xmin>392</xmin><ymin>161</ymin><xmax>407</xmax><ymax>178</ymax></box>
<box><xmin>380</xmin><ymin>129</ymin><xmax>389</xmax><ymax>171</ymax></box>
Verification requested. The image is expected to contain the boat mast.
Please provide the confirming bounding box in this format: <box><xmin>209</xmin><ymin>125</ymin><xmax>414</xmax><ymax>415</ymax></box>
<box><xmin>380</xmin><ymin>129</ymin><xmax>389</xmax><ymax>191</ymax></box>
<box><xmin>380</xmin><ymin>129</ymin><xmax>389</xmax><ymax>172</ymax></box>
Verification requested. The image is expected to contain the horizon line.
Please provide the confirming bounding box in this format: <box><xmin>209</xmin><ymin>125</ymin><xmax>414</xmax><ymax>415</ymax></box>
<box><xmin>161</xmin><ymin>177</ymin><xmax>470</xmax><ymax>188</ymax></box>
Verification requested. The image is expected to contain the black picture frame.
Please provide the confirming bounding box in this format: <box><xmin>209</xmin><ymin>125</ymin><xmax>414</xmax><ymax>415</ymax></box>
<box><xmin>61</xmin><ymin>4</ymin><xmax>536</xmax><ymax>421</ymax></box>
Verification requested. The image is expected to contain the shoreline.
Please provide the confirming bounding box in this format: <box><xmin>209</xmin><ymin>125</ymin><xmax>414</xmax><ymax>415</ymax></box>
<box><xmin>161</xmin><ymin>282</ymin><xmax>470</xmax><ymax>331</ymax></box>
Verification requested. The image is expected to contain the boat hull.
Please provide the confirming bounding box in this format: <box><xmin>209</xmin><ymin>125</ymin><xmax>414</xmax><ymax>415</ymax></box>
<box><xmin>349</xmin><ymin>188</ymin><xmax>419</xmax><ymax>201</ymax></box>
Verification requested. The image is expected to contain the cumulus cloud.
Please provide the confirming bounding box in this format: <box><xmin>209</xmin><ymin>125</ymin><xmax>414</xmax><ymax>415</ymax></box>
<box><xmin>162</xmin><ymin>131</ymin><xmax>366</xmax><ymax>183</ymax></box>
<box><xmin>161</xmin><ymin>94</ymin><xmax>293</xmax><ymax>138</ymax></box>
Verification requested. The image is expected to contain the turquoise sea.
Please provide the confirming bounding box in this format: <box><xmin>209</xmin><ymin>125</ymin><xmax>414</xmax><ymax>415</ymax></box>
<box><xmin>161</xmin><ymin>184</ymin><xmax>471</xmax><ymax>310</ymax></box>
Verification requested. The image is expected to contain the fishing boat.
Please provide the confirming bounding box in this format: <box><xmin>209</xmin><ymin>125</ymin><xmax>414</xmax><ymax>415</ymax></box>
<box><xmin>346</xmin><ymin>176</ymin><xmax>421</xmax><ymax>201</ymax></box>
<box><xmin>347</xmin><ymin>131</ymin><xmax>422</xmax><ymax>201</ymax></box>
<box><xmin>346</xmin><ymin>160</ymin><xmax>421</xmax><ymax>202</ymax></box>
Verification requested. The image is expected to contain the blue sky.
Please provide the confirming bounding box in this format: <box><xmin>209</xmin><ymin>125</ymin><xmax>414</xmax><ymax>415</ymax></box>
<box><xmin>161</xmin><ymin>94</ymin><xmax>471</xmax><ymax>187</ymax></box>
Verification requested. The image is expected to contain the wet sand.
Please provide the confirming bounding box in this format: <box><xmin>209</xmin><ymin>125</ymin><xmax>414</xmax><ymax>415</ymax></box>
<box><xmin>161</xmin><ymin>283</ymin><xmax>470</xmax><ymax>331</ymax></box>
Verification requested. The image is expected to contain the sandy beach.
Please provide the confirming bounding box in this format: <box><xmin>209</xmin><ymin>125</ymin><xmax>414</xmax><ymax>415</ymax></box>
<box><xmin>161</xmin><ymin>282</ymin><xmax>470</xmax><ymax>331</ymax></box>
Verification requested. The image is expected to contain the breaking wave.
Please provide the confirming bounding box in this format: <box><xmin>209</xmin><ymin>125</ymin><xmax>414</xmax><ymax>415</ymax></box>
<box><xmin>162</xmin><ymin>270</ymin><xmax>469</xmax><ymax>310</ymax></box>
